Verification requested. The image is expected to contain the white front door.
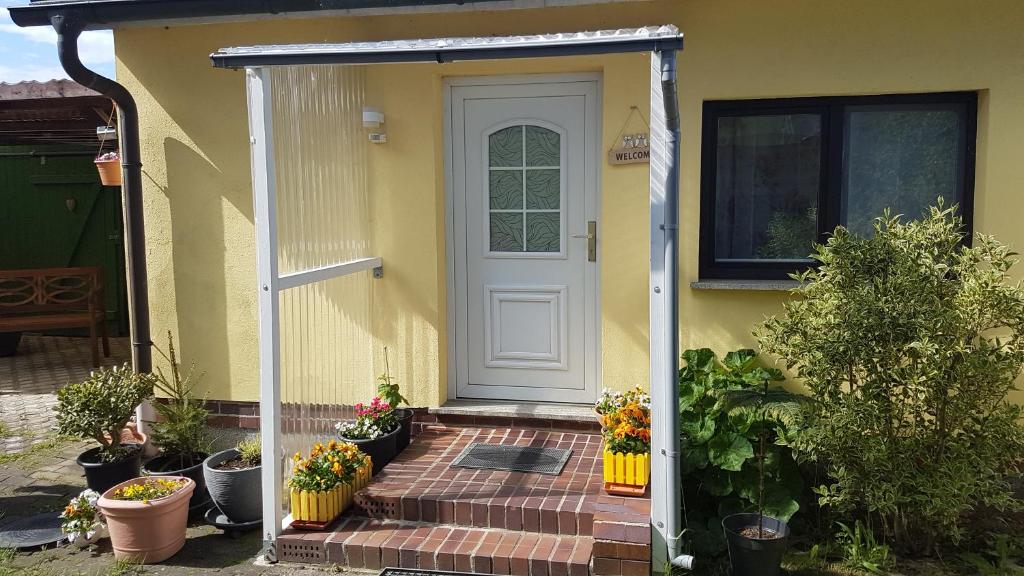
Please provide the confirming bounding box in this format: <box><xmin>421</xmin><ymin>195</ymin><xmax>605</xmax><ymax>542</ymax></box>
<box><xmin>448</xmin><ymin>76</ymin><xmax>600</xmax><ymax>404</ymax></box>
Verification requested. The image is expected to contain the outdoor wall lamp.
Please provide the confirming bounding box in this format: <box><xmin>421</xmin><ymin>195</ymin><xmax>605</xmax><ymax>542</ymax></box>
<box><xmin>362</xmin><ymin>106</ymin><xmax>388</xmax><ymax>144</ymax></box>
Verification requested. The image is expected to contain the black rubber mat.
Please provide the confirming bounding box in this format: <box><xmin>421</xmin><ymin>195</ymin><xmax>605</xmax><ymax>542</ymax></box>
<box><xmin>0</xmin><ymin>512</ymin><xmax>64</xmax><ymax>550</ymax></box>
<box><xmin>449</xmin><ymin>443</ymin><xmax>572</xmax><ymax>475</ymax></box>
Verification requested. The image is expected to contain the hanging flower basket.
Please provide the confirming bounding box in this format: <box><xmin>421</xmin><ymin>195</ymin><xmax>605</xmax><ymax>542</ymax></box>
<box><xmin>288</xmin><ymin>441</ymin><xmax>372</xmax><ymax>530</ymax></box>
<box><xmin>95</xmin><ymin>151</ymin><xmax>122</xmax><ymax>186</ymax></box>
<box><xmin>603</xmin><ymin>450</ymin><xmax>650</xmax><ymax>496</ymax></box>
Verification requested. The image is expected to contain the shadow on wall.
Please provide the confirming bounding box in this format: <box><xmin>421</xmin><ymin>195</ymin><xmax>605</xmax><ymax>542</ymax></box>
<box><xmin>163</xmin><ymin>138</ymin><xmax>232</xmax><ymax>392</ymax></box>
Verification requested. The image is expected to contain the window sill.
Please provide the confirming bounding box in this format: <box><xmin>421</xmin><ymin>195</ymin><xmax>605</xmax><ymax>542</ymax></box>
<box><xmin>689</xmin><ymin>279</ymin><xmax>803</xmax><ymax>292</ymax></box>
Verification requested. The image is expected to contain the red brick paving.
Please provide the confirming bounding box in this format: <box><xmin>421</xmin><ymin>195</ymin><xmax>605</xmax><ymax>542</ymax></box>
<box><xmin>278</xmin><ymin>425</ymin><xmax>650</xmax><ymax>574</ymax></box>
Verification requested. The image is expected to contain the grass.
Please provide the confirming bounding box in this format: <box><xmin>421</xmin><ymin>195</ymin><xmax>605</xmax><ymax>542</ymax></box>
<box><xmin>106</xmin><ymin>560</ymin><xmax>144</xmax><ymax>576</ymax></box>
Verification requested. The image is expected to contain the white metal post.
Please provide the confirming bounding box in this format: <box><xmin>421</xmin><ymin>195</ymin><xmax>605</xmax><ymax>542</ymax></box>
<box><xmin>246</xmin><ymin>66</ymin><xmax>283</xmax><ymax>561</ymax></box>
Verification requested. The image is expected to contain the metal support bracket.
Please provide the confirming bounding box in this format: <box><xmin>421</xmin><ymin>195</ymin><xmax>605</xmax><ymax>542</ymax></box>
<box><xmin>263</xmin><ymin>539</ymin><xmax>277</xmax><ymax>563</ymax></box>
<box><xmin>373</xmin><ymin>265</ymin><xmax>384</xmax><ymax>279</ymax></box>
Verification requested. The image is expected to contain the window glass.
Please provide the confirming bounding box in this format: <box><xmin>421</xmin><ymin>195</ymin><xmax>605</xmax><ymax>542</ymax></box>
<box><xmin>714</xmin><ymin>114</ymin><xmax>821</xmax><ymax>262</ymax></box>
<box><xmin>488</xmin><ymin>125</ymin><xmax>562</xmax><ymax>253</ymax></box>
<box><xmin>843</xmin><ymin>105</ymin><xmax>963</xmax><ymax>236</ymax></box>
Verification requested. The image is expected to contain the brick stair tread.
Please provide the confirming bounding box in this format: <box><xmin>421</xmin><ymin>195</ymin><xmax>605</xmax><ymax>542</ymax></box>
<box><xmin>281</xmin><ymin>516</ymin><xmax>594</xmax><ymax>576</ymax></box>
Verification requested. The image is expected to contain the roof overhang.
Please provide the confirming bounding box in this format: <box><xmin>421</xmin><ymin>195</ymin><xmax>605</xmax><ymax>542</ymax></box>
<box><xmin>211</xmin><ymin>26</ymin><xmax>683</xmax><ymax>68</ymax></box>
<box><xmin>9</xmin><ymin>0</ymin><xmax>632</xmax><ymax>30</ymax></box>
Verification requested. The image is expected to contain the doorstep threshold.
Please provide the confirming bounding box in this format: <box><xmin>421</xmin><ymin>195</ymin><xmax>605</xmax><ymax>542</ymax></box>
<box><xmin>431</xmin><ymin>399</ymin><xmax>596</xmax><ymax>423</ymax></box>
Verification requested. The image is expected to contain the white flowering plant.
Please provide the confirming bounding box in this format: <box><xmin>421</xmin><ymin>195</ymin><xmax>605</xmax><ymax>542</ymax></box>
<box><xmin>335</xmin><ymin>397</ymin><xmax>398</xmax><ymax>440</ymax></box>
<box><xmin>60</xmin><ymin>489</ymin><xmax>107</xmax><ymax>546</ymax></box>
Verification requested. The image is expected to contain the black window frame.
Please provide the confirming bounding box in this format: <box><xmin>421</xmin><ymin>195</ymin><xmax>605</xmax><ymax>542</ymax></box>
<box><xmin>699</xmin><ymin>91</ymin><xmax>978</xmax><ymax>281</ymax></box>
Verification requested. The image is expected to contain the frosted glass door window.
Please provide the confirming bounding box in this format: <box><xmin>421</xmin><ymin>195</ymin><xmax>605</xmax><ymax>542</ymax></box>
<box><xmin>488</xmin><ymin>125</ymin><xmax>562</xmax><ymax>253</ymax></box>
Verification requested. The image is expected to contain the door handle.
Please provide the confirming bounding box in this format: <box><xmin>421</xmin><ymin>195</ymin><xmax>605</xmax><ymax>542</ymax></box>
<box><xmin>572</xmin><ymin>221</ymin><xmax>597</xmax><ymax>262</ymax></box>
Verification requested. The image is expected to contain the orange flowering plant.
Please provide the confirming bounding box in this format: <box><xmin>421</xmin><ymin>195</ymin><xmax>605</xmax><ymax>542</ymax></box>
<box><xmin>596</xmin><ymin>387</ymin><xmax>652</xmax><ymax>455</ymax></box>
<box><xmin>288</xmin><ymin>440</ymin><xmax>367</xmax><ymax>493</ymax></box>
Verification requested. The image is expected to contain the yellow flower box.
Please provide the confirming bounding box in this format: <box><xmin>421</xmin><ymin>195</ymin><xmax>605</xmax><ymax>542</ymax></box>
<box><xmin>602</xmin><ymin>450</ymin><xmax>650</xmax><ymax>497</ymax></box>
<box><xmin>289</xmin><ymin>456</ymin><xmax>372</xmax><ymax>528</ymax></box>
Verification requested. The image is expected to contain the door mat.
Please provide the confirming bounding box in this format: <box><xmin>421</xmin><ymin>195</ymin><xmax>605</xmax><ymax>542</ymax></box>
<box><xmin>380</xmin><ymin>565</ymin><xmax>491</xmax><ymax>569</ymax></box>
<box><xmin>450</xmin><ymin>443</ymin><xmax>572</xmax><ymax>475</ymax></box>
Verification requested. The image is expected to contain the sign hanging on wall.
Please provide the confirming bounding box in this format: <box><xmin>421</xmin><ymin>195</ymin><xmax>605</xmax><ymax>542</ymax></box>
<box><xmin>607</xmin><ymin>132</ymin><xmax>650</xmax><ymax>165</ymax></box>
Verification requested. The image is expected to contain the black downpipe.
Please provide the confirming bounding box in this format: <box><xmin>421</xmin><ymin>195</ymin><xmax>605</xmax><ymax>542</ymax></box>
<box><xmin>53</xmin><ymin>13</ymin><xmax>152</xmax><ymax>374</ymax></box>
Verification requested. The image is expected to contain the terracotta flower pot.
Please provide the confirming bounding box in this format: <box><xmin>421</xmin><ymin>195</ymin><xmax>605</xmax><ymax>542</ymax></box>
<box><xmin>98</xmin><ymin>476</ymin><xmax>195</xmax><ymax>564</ymax></box>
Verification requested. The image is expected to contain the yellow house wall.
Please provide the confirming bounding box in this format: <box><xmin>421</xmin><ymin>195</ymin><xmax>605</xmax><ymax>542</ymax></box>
<box><xmin>115</xmin><ymin>0</ymin><xmax>1024</xmax><ymax>406</ymax></box>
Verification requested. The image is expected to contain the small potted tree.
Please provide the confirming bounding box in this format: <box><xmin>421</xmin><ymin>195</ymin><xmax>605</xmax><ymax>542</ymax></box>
<box><xmin>57</xmin><ymin>364</ymin><xmax>156</xmax><ymax>493</ymax></box>
<box><xmin>98</xmin><ymin>476</ymin><xmax>194</xmax><ymax>563</ymax></box>
<box><xmin>719</xmin><ymin>370</ymin><xmax>795</xmax><ymax>576</ymax></box>
<box><xmin>288</xmin><ymin>440</ymin><xmax>371</xmax><ymax>529</ymax></box>
<box><xmin>596</xmin><ymin>387</ymin><xmax>651</xmax><ymax>496</ymax></box>
<box><xmin>203</xmin><ymin>435</ymin><xmax>262</xmax><ymax>523</ymax></box>
<box><xmin>142</xmin><ymin>331</ymin><xmax>211</xmax><ymax>514</ymax></box>
<box><xmin>376</xmin><ymin>347</ymin><xmax>413</xmax><ymax>450</ymax></box>
<box><xmin>335</xmin><ymin>397</ymin><xmax>399</xmax><ymax>475</ymax></box>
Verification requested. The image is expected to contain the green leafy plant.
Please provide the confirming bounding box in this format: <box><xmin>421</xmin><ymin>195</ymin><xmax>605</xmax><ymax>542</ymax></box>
<box><xmin>148</xmin><ymin>331</ymin><xmax>211</xmax><ymax>467</ymax></box>
<box><xmin>835</xmin><ymin>520</ymin><xmax>892</xmax><ymax>575</ymax></box>
<box><xmin>960</xmin><ymin>533</ymin><xmax>1024</xmax><ymax>576</ymax></box>
<box><xmin>376</xmin><ymin>347</ymin><xmax>408</xmax><ymax>408</ymax></box>
<box><xmin>678</xmin><ymin>348</ymin><xmax>805</xmax><ymax>555</ymax></box>
<box><xmin>757</xmin><ymin>203</ymin><xmax>1024</xmax><ymax>554</ymax></box>
<box><xmin>236</xmin><ymin>435</ymin><xmax>261</xmax><ymax>467</ymax></box>
<box><xmin>55</xmin><ymin>364</ymin><xmax>155</xmax><ymax>462</ymax></box>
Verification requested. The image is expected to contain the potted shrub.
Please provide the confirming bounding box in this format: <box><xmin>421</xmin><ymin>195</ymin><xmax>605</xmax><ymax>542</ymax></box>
<box><xmin>203</xmin><ymin>435</ymin><xmax>262</xmax><ymax>523</ymax></box>
<box><xmin>596</xmin><ymin>387</ymin><xmax>651</xmax><ymax>496</ymax></box>
<box><xmin>142</xmin><ymin>331</ymin><xmax>211</xmax><ymax>514</ymax></box>
<box><xmin>288</xmin><ymin>440</ymin><xmax>371</xmax><ymax>529</ymax></box>
<box><xmin>56</xmin><ymin>364</ymin><xmax>156</xmax><ymax>493</ymax></box>
<box><xmin>335</xmin><ymin>397</ymin><xmax>400</xmax><ymax>475</ymax></box>
<box><xmin>98</xmin><ymin>476</ymin><xmax>194</xmax><ymax>563</ymax></box>
<box><xmin>60</xmin><ymin>489</ymin><xmax>107</xmax><ymax>548</ymax></box>
<box><xmin>376</xmin><ymin>347</ymin><xmax>413</xmax><ymax>450</ymax></box>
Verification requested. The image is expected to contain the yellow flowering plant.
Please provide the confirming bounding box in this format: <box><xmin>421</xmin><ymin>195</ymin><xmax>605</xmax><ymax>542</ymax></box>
<box><xmin>596</xmin><ymin>387</ymin><xmax>652</xmax><ymax>455</ymax></box>
<box><xmin>288</xmin><ymin>440</ymin><xmax>366</xmax><ymax>493</ymax></box>
<box><xmin>111</xmin><ymin>478</ymin><xmax>188</xmax><ymax>503</ymax></box>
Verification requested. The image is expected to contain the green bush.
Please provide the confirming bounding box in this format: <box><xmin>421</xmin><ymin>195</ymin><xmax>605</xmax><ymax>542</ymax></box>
<box><xmin>55</xmin><ymin>364</ymin><xmax>155</xmax><ymax>461</ymax></box>
<box><xmin>678</xmin><ymin>348</ymin><xmax>805</xmax><ymax>556</ymax></box>
<box><xmin>757</xmin><ymin>204</ymin><xmax>1024</xmax><ymax>554</ymax></box>
<box><xmin>149</xmin><ymin>331</ymin><xmax>210</xmax><ymax>467</ymax></box>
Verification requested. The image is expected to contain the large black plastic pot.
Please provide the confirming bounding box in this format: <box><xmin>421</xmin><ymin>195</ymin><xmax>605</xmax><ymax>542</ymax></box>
<box><xmin>76</xmin><ymin>445</ymin><xmax>142</xmax><ymax>494</ymax></box>
<box><xmin>722</xmin><ymin>513</ymin><xmax>791</xmax><ymax>576</ymax></box>
<box><xmin>395</xmin><ymin>408</ymin><xmax>414</xmax><ymax>451</ymax></box>
<box><xmin>143</xmin><ymin>452</ymin><xmax>210</xmax><ymax>515</ymax></box>
<box><xmin>340</xmin><ymin>426</ymin><xmax>399</xmax><ymax>475</ymax></box>
<box><xmin>203</xmin><ymin>448</ymin><xmax>262</xmax><ymax>523</ymax></box>
<box><xmin>0</xmin><ymin>332</ymin><xmax>22</xmax><ymax>357</ymax></box>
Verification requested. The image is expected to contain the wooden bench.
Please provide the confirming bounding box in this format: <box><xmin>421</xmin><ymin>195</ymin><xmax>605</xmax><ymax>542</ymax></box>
<box><xmin>0</xmin><ymin>267</ymin><xmax>110</xmax><ymax>366</ymax></box>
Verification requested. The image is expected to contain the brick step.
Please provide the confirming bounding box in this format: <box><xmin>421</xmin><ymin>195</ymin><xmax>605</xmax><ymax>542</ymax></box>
<box><xmin>353</xmin><ymin>427</ymin><xmax>604</xmax><ymax>536</ymax></box>
<box><xmin>354</xmin><ymin>480</ymin><xmax>596</xmax><ymax>536</ymax></box>
<box><xmin>280</xmin><ymin>516</ymin><xmax>595</xmax><ymax>576</ymax></box>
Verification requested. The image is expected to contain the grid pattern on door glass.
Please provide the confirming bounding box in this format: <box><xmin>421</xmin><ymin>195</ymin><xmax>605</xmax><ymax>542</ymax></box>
<box><xmin>488</xmin><ymin>125</ymin><xmax>561</xmax><ymax>253</ymax></box>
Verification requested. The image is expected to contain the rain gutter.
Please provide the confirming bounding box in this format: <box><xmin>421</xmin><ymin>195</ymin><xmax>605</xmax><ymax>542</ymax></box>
<box><xmin>51</xmin><ymin>13</ymin><xmax>153</xmax><ymax>383</ymax></box>
<box><xmin>9</xmin><ymin>0</ymin><xmax>530</xmax><ymax>30</ymax></box>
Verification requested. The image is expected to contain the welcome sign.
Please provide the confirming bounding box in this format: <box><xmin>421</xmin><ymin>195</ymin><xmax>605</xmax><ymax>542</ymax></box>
<box><xmin>608</xmin><ymin>132</ymin><xmax>650</xmax><ymax>165</ymax></box>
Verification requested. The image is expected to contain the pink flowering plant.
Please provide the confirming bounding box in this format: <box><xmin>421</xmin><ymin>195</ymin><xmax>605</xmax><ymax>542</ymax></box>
<box><xmin>335</xmin><ymin>397</ymin><xmax>398</xmax><ymax>440</ymax></box>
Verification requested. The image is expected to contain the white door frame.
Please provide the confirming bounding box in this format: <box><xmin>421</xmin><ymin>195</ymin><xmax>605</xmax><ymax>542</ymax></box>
<box><xmin>443</xmin><ymin>73</ymin><xmax>602</xmax><ymax>403</ymax></box>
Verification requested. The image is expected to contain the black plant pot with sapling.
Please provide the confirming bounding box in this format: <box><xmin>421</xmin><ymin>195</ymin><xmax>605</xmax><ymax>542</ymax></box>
<box><xmin>142</xmin><ymin>331</ymin><xmax>212</xmax><ymax>514</ymax></box>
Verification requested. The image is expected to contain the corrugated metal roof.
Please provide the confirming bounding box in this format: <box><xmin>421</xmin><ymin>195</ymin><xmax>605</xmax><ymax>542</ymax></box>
<box><xmin>212</xmin><ymin>25</ymin><xmax>683</xmax><ymax>68</ymax></box>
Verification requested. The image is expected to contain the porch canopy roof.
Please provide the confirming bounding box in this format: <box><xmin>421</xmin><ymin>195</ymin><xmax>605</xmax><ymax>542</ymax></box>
<box><xmin>210</xmin><ymin>25</ymin><xmax>682</xmax><ymax>67</ymax></box>
<box><xmin>221</xmin><ymin>25</ymin><xmax>687</xmax><ymax>568</ymax></box>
